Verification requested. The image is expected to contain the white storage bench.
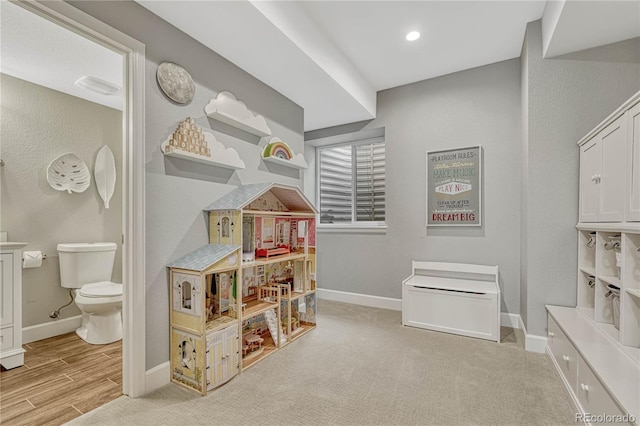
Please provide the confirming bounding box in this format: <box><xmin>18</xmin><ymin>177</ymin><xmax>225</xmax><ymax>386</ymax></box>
<box><xmin>402</xmin><ymin>261</ymin><xmax>500</xmax><ymax>342</ymax></box>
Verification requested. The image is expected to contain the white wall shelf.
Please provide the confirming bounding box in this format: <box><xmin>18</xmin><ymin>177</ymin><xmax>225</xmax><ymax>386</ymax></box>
<box><xmin>262</xmin><ymin>155</ymin><xmax>307</xmax><ymax>170</ymax></box>
<box><xmin>204</xmin><ymin>91</ymin><xmax>272</xmax><ymax>138</ymax></box>
<box><xmin>261</xmin><ymin>138</ymin><xmax>308</xmax><ymax>169</ymax></box>
<box><xmin>162</xmin><ymin>141</ymin><xmax>245</xmax><ymax>170</ymax></box>
<box><xmin>206</xmin><ymin>110</ymin><xmax>271</xmax><ymax>138</ymax></box>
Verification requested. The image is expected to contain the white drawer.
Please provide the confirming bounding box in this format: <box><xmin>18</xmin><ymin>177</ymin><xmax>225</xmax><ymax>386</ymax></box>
<box><xmin>577</xmin><ymin>355</ymin><xmax>626</xmax><ymax>424</ymax></box>
<box><xmin>548</xmin><ymin>316</ymin><xmax>578</xmax><ymax>394</ymax></box>
<box><xmin>0</xmin><ymin>326</ymin><xmax>14</xmax><ymax>351</ymax></box>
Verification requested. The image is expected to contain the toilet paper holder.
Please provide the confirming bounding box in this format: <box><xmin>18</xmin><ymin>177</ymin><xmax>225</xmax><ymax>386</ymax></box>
<box><xmin>23</xmin><ymin>253</ymin><xmax>47</xmax><ymax>260</ymax></box>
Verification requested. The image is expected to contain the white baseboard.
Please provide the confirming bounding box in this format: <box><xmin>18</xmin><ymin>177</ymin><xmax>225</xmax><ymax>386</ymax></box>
<box><xmin>317</xmin><ymin>289</ymin><xmax>549</xmax><ymax>352</ymax></box>
<box><xmin>501</xmin><ymin>312</ymin><xmax>521</xmax><ymax>329</ymax></box>
<box><xmin>316</xmin><ymin>288</ymin><xmax>402</xmax><ymax>311</ymax></box>
<box><xmin>22</xmin><ymin>315</ymin><xmax>82</xmax><ymax>344</ymax></box>
<box><xmin>519</xmin><ymin>317</ymin><xmax>548</xmax><ymax>353</ymax></box>
<box><xmin>525</xmin><ymin>334</ymin><xmax>548</xmax><ymax>353</ymax></box>
<box><xmin>145</xmin><ymin>361</ymin><xmax>170</xmax><ymax>394</ymax></box>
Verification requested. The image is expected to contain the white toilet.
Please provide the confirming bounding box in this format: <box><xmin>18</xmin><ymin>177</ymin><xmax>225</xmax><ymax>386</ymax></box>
<box><xmin>57</xmin><ymin>242</ymin><xmax>123</xmax><ymax>345</ymax></box>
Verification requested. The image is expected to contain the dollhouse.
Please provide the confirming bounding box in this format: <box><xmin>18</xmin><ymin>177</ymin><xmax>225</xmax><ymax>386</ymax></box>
<box><xmin>168</xmin><ymin>183</ymin><xmax>318</xmax><ymax>394</ymax></box>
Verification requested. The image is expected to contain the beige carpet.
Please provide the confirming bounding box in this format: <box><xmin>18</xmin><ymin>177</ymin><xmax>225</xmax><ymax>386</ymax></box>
<box><xmin>68</xmin><ymin>300</ymin><xmax>575</xmax><ymax>425</ymax></box>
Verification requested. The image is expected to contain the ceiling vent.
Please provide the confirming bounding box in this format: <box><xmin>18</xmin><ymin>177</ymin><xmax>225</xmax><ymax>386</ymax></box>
<box><xmin>74</xmin><ymin>76</ymin><xmax>120</xmax><ymax>95</ymax></box>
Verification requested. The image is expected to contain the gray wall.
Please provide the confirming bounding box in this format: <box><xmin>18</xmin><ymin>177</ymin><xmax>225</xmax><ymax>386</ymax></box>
<box><xmin>70</xmin><ymin>1</ymin><xmax>304</xmax><ymax>369</ymax></box>
<box><xmin>0</xmin><ymin>74</ymin><xmax>123</xmax><ymax>327</ymax></box>
<box><xmin>521</xmin><ymin>23</ymin><xmax>640</xmax><ymax>336</ymax></box>
<box><xmin>305</xmin><ymin>59</ymin><xmax>523</xmax><ymax>316</ymax></box>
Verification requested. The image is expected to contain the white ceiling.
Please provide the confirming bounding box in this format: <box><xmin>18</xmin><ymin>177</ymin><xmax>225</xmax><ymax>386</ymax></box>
<box><xmin>138</xmin><ymin>0</ymin><xmax>639</xmax><ymax>131</ymax></box>
<box><xmin>0</xmin><ymin>1</ymin><xmax>123</xmax><ymax>111</ymax></box>
<box><xmin>298</xmin><ymin>1</ymin><xmax>546</xmax><ymax>91</ymax></box>
<box><xmin>542</xmin><ymin>0</ymin><xmax>640</xmax><ymax>58</ymax></box>
<box><xmin>3</xmin><ymin>1</ymin><xmax>638</xmax><ymax>131</ymax></box>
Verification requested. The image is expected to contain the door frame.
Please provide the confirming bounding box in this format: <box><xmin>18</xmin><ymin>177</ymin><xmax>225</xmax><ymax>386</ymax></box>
<box><xmin>14</xmin><ymin>0</ymin><xmax>147</xmax><ymax>397</ymax></box>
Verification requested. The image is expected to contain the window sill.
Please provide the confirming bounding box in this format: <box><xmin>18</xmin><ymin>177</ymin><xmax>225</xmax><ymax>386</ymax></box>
<box><xmin>317</xmin><ymin>224</ymin><xmax>387</xmax><ymax>235</ymax></box>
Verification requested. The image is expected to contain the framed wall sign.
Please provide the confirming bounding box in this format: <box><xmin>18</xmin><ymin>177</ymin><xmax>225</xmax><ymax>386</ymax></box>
<box><xmin>426</xmin><ymin>145</ymin><xmax>482</xmax><ymax>227</ymax></box>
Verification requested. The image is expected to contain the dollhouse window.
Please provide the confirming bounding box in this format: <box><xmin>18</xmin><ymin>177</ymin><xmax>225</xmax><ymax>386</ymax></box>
<box><xmin>182</xmin><ymin>281</ymin><xmax>192</xmax><ymax>309</ymax></box>
<box><xmin>222</xmin><ymin>216</ymin><xmax>230</xmax><ymax>238</ymax></box>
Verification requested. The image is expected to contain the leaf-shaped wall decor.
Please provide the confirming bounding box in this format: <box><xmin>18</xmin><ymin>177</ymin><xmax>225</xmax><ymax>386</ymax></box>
<box><xmin>94</xmin><ymin>145</ymin><xmax>116</xmax><ymax>209</ymax></box>
<box><xmin>47</xmin><ymin>153</ymin><xmax>91</xmax><ymax>194</ymax></box>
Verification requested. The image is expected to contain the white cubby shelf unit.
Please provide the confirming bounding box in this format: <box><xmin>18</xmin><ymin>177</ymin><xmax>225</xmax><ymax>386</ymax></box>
<box><xmin>547</xmin><ymin>91</ymin><xmax>640</xmax><ymax>422</ymax></box>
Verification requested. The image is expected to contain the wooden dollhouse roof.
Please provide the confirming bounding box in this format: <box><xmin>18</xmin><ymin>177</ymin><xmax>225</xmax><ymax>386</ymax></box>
<box><xmin>204</xmin><ymin>183</ymin><xmax>317</xmax><ymax>213</ymax></box>
<box><xmin>167</xmin><ymin>244</ymin><xmax>240</xmax><ymax>272</ymax></box>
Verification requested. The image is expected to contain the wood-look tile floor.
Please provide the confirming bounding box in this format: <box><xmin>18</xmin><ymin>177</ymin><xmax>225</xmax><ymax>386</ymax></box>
<box><xmin>0</xmin><ymin>333</ymin><xmax>122</xmax><ymax>425</ymax></box>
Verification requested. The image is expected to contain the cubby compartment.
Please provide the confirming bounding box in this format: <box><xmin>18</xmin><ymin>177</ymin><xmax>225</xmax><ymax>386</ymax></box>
<box><xmin>582</xmin><ymin>228</ymin><xmax>640</xmax><ymax>348</ymax></box>
<box><xmin>594</xmin><ymin>279</ymin><xmax>615</xmax><ymax>326</ymax></box>
<box><xmin>578</xmin><ymin>230</ymin><xmax>597</xmax><ymax>274</ymax></box>
<box><xmin>596</xmin><ymin>232</ymin><xmax>622</xmax><ymax>283</ymax></box>
<box><xmin>620</xmin><ymin>233</ymin><xmax>640</xmax><ymax>348</ymax></box>
<box><xmin>621</xmin><ymin>291</ymin><xmax>640</xmax><ymax>347</ymax></box>
<box><xmin>577</xmin><ymin>270</ymin><xmax>596</xmax><ymax>311</ymax></box>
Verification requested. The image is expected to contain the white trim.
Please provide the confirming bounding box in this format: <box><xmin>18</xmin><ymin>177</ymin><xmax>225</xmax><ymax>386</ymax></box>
<box><xmin>20</xmin><ymin>1</ymin><xmax>147</xmax><ymax>398</ymax></box>
<box><xmin>525</xmin><ymin>335</ymin><xmax>548</xmax><ymax>353</ymax></box>
<box><xmin>576</xmin><ymin>222</ymin><xmax>640</xmax><ymax>234</ymax></box>
<box><xmin>500</xmin><ymin>312</ymin><xmax>521</xmax><ymax>329</ymax></box>
<box><xmin>520</xmin><ymin>316</ymin><xmax>548</xmax><ymax>353</ymax></box>
<box><xmin>316</xmin><ymin>288</ymin><xmax>402</xmax><ymax>311</ymax></box>
<box><xmin>318</xmin><ymin>289</ymin><xmax>528</xmax><ymax>334</ymax></box>
<box><xmin>306</xmin><ymin>127</ymin><xmax>385</xmax><ymax>148</ymax></box>
<box><xmin>317</xmin><ymin>225</ymin><xmax>387</xmax><ymax>234</ymax></box>
<box><xmin>22</xmin><ymin>316</ymin><xmax>82</xmax><ymax>344</ymax></box>
<box><xmin>145</xmin><ymin>361</ymin><xmax>170</xmax><ymax>394</ymax></box>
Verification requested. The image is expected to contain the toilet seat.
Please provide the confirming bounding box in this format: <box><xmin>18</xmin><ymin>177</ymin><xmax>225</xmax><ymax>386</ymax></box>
<box><xmin>80</xmin><ymin>281</ymin><xmax>122</xmax><ymax>298</ymax></box>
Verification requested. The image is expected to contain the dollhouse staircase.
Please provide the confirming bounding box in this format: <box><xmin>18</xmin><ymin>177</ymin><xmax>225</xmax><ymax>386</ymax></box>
<box><xmin>264</xmin><ymin>308</ymin><xmax>287</xmax><ymax>345</ymax></box>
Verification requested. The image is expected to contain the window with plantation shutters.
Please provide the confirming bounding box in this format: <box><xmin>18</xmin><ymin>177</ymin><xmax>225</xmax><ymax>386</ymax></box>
<box><xmin>317</xmin><ymin>136</ymin><xmax>385</xmax><ymax>226</ymax></box>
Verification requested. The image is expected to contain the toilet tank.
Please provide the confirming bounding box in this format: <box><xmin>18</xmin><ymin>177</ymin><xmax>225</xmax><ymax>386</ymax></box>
<box><xmin>57</xmin><ymin>242</ymin><xmax>117</xmax><ymax>288</ymax></box>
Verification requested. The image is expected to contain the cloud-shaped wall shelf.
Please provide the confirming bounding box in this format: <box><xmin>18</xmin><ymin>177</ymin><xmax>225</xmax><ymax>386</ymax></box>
<box><xmin>205</xmin><ymin>91</ymin><xmax>271</xmax><ymax>137</ymax></box>
<box><xmin>161</xmin><ymin>118</ymin><xmax>245</xmax><ymax>170</ymax></box>
<box><xmin>261</xmin><ymin>138</ymin><xmax>308</xmax><ymax>169</ymax></box>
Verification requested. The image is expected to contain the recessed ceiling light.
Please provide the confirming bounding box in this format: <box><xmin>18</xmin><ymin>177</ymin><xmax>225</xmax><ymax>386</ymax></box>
<box><xmin>75</xmin><ymin>76</ymin><xmax>120</xmax><ymax>95</ymax></box>
<box><xmin>406</xmin><ymin>31</ymin><xmax>421</xmax><ymax>42</ymax></box>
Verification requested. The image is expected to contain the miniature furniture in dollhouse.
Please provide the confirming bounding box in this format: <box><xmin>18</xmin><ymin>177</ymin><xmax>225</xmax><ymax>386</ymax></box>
<box><xmin>256</xmin><ymin>244</ymin><xmax>290</xmax><ymax>258</ymax></box>
<box><xmin>282</xmin><ymin>303</ymin><xmax>300</xmax><ymax>336</ymax></box>
<box><xmin>402</xmin><ymin>261</ymin><xmax>500</xmax><ymax>342</ymax></box>
<box><xmin>244</xmin><ymin>332</ymin><xmax>264</xmax><ymax>353</ymax></box>
<box><xmin>168</xmin><ymin>183</ymin><xmax>318</xmax><ymax>395</ymax></box>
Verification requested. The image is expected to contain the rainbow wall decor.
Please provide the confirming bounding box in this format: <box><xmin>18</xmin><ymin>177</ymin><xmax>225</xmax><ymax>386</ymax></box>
<box><xmin>261</xmin><ymin>138</ymin><xmax>308</xmax><ymax>169</ymax></box>
<box><xmin>263</xmin><ymin>140</ymin><xmax>293</xmax><ymax>160</ymax></box>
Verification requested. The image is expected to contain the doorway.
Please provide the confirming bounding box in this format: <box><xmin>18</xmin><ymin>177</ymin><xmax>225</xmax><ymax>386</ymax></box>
<box><xmin>0</xmin><ymin>0</ymin><xmax>145</xmax><ymax>406</ymax></box>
